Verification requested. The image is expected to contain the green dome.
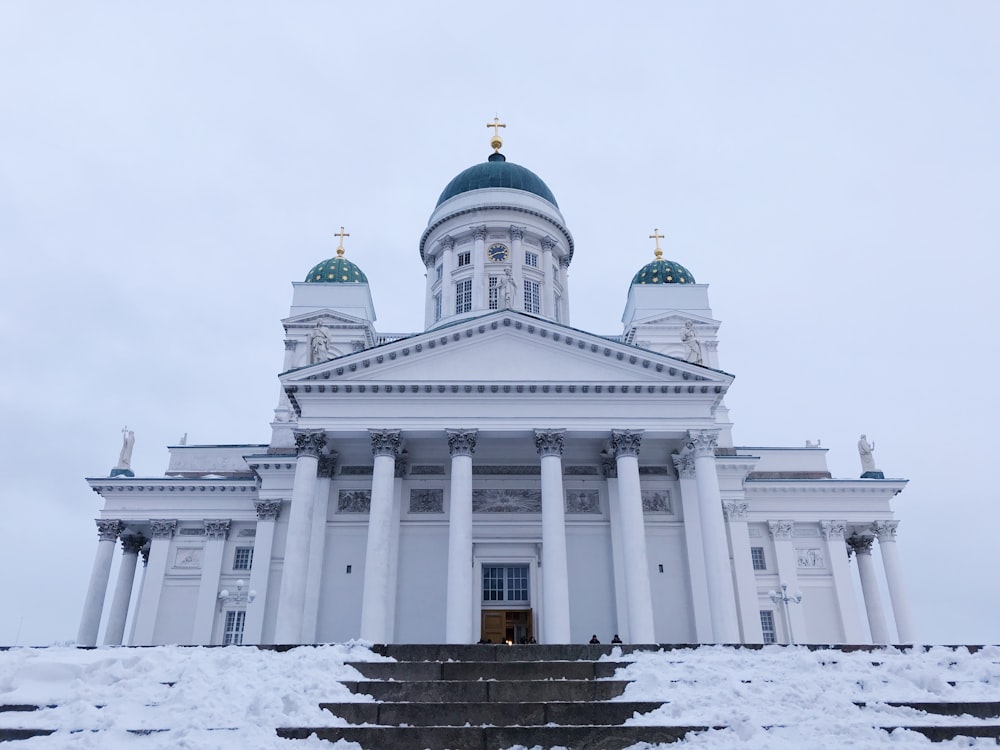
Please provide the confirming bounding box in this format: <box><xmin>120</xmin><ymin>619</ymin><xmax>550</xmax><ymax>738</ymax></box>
<box><xmin>305</xmin><ymin>255</ymin><xmax>368</xmax><ymax>284</ymax></box>
<box><xmin>631</xmin><ymin>258</ymin><xmax>696</xmax><ymax>285</ymax></box>
<box><xmin>436</xmin><ymin>153</ymin><xmax>558</xmax><ymax>207</ymax></box>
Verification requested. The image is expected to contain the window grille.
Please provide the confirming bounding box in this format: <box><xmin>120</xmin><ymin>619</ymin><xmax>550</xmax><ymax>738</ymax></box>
<box><xmin>455</xmin><ymin>279</ymin><xmax>472</xmax><ymax>313</ymax></box>
<box><xmin>434</xmin><ymin>292</ymin><xmax>442</xmax><ymax>321</ymax></box>
<box><xmin>760</xmin><ymin>610</ymin><xmax>777</xmax><ymax>644</ymax></box>
<box><xmin>223</xmin><ymin>610</ymin><xmax>246</xmax><ymax>645</ymax></box>
<box><xmin>233</xmin><ymin>546</ymin><xmax>253</xmax><ymax>571</ymax></box>
<box><xmin>524</xmin><ymin>251</ymin><xmax>538</xmax><ymax>268</ymax></box>
<box><xmin>482</xmin><ymin>564</ymin><xmax>529</xmax><ymax>602</ymax></box>
<box><xmin>457</xmin><ymin>251</ymin><xmax>471</xmax><ymax>267</ymax></box>
<box><xmin>524</xmin><ymin>280</ymin><xmax>540</xmax><ymax>314</ymax></box>
<box><xmin>488</xmin><ymin>276</ymin><xmax>500</xmax><ymax>310</ymax></box>
<box><xmin>751</xmin><ymin>547</ymin><xmax>766</xmax><ymax>571</ymax></box>
<box><xmin>483</xmin><ymin>566</ymin><xmax>505</xmax><ymax>601</ymax></box>
<box><xmin>554</xmin><ymin>295</ymin><xmax>561</xmax><ymax>322</ymax></box>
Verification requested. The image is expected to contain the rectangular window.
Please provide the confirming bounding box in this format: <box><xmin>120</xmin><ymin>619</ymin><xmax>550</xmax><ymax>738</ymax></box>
<box><xmin>524</xmin><ymin>280</ymin><xmax>540</xmax><ymax>314</ymax></box>
<box><xmin>223</xmin><ymin>610</ymin><xmax>246</xmax><ymax>645</ymax></box>
<box><xmin>434</xmin><ymin>292</ymin><xmax>442</xmax><ymax>321</ymax></box>
<box><xmin>435</xmin><ymin>264</ymin><xmax>443</xmax><ymax>282</ymax></box>
<box><xmin>524</xmin><ymin>251</ymin><xmax>538</xmax><ymax>268</ymax></box>
<box><xmin>760</xmin><ymin>610</ymin><xmax>777</xmax><ymax>644</ymax></box>
<box><xmin>482</xmin><ymin>564</ymin><xmax>529</xmax><ymax>602</ymax></box>
<box><xmin>457</xmin><ymin>251</ymin><xmax>471</xmax><ymax>267</ymax></box>
<box><xmin>488</xmin><ymin>276</ymin><xmax>500</xmax><ymax>310</ymax></box>
<box><xmin>455</xmin><ymin>279</ymin><xmax>472</xmax><ymax>314</ymax></box>
<box><xmin>233</xmin><ymin>546</ymin><xmax>253</xmax><ymax>571</ymax></box>
<box><xmin>751</xmin><ymin>547</ymin><xmax>766</xmax><ymax>571</ymax></box>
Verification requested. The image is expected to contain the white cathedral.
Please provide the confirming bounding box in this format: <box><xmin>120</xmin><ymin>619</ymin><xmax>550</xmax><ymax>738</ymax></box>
<box><xmin>78</xmin><ymin>127</ymin><xmax>914</xmax><ymax>649</ymax></box>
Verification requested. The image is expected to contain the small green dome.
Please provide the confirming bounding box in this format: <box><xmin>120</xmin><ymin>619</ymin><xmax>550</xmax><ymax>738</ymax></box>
<box><xmin>436</xmin><ymin>153</ymin><xmax>558</xmax><ymax>208</ymax></box>
<box><xmin>631</xmin><ymin>258</ymin><xmax>696</xmax><ymax>285</ymax></box>
<box><xmin>305</xmin><ymin>255</ymin><xmax>368</xmax><ymax>284</ymax></box>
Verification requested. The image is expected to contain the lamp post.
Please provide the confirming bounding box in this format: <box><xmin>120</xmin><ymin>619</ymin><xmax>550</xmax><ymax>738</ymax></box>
<box><xmin>218</xmin><ymin>579</ymin><xmax>257</xmax><ymax>606</ymax></box>
<box><xmin>768</xmin><ymin>582</ymin><xmax>802</xmax><ymax>644</ymax></box>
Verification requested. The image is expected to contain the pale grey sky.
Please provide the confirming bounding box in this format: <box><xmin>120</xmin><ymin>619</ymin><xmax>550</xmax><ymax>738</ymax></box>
<box><xmin>1</xmin><ymin>1</ymin><xmax>997</xmax><ymax>645</ymax></box>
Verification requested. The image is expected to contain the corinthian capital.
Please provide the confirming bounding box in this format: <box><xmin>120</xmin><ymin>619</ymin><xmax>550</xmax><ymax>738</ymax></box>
<box><xmin>723</xmin><ymin>502</ymin><xmax>749</xmax><ymax>521</ymax></box>
<box><xmin>541</xmin><ymin>235</ymin><xmax>557</xmax><ymax>251</ymax></box>
<box><xmin>120</xmin><ymin>534</ymin><xmax>147</xmax><ymax>554</ymax></box>
<box><xmin>687</xmin><ymin>429</ymin><xmax>720</xmax><ymax>458</ymax></box>
<box><xmin>447</xmin><ymin>429</ymin><xmax>477</xmax><ymax>457</ymax></box>
<box><xmin>672</xmin><ymin>450</ymin><xmax>696</xmax><ymax>478</ymax></box>
<box><xmin>370</xmin><ymin>429</ymin><xmax>402</xmax><ymax>458</ymax></box>
<box><xmin>820</xmin><ymin>521</ymin><xmax>847</xmax><ymax>540</ymax></box>
<box><xmin>440</xmin><ymin>234</ymin><xmax>455</xmax><ymax>250</ymax></box>
<box><xmin>203</xmin><ymin>519</ymin><xmax>231</xmax><ymax>540</ymax></box>
<box><xmin>254</xmin><ymin>500</ymin><xmax>282</xmax><ymax>521</ymax></box>
<box><xmin>846</xmin><ymin>533</ymin><xmax>875</xmax><ymax>556</ymax></box>
<box><xmin>610</xmin><ymin>429</ymin><xmax>643</xmax><ymax>458</ymax></box>
<box><xmin>872</xmin><ymin>520</ymin><xmax>899</xmax><ymax>542</ymax></box>
<box><xmin>472</xmin><ymin>226</ymin><xmax>487</xmax><ymax>241</ymax></box>
<box><xmin>768</xmin><ymin>520</ymin><xmax>794</xmax><ymax>539</ymax></box>
<box><xmin>293</xmin><ymin>430</ymin><xmax>327</xmax><ymax>458</ymax></box>
<box><xmin>149</xmin><ymin>519</ymin><xmax>177</xmax><ymax>539</ymax></box>
<box><xmin>534</xmin><ymin>429</ymin><xmax>565</xmax><ymax>457</ymax></box>
<box><xmin>96</xmin><ymin>519</ymin><xmax>123</xmax><ymax>542</ymax></box>
<box><xmin>509</xmin><ymin>225</ymin><xmax>525</xmax><ymax>241</ymax></box>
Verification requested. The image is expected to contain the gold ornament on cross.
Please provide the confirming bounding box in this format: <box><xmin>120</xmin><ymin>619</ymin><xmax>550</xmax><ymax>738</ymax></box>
<box><xmin>487</xmin><ymin>116</ymin><xmax>506</xmax><ymax>152</ymax></box>
<box><xmin>649</xmin><ymin>228</ymin><xmax>665</xmax><ymax>259</ymax></box>
<box><xmin>334</xmin><ymin>226</ymin><xmax>350</xmax><ymax>257</ymax></box>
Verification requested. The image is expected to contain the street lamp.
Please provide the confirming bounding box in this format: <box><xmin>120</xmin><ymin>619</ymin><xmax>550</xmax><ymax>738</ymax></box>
<box><xmin>218</xmin><ymin>579</ymin><xmax>256</xmax><ymax>606</ymax></box>
<box><xmin>768</xmin><ymin>582</ymin><xmax>802</xmax><ymax>644</ymax></box>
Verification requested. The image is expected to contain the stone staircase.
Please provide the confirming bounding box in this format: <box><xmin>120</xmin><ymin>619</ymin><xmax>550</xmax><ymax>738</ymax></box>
<box><xmin>277</xmin><ymin>644</ymin><xmax>709</xmax><ymax>748</ymax></box>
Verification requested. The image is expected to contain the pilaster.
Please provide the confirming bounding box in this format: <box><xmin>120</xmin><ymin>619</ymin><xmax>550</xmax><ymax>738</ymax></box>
<box><xmin>244</xmin><ymin>500</ymin><xmax>281</xmax><ymax>644</ymax></box>
<box><xmin>192</xmin><ymin>519</ymin><xmax>231</xmax><ymax>644</ymax></box>
<box><xmin>767</xmin><ymin>520</ymin><xmax>807</xmax><ymax>643</ymax></box>
<box><xmin>724</xmin><ymin>502</ymin><xmax>763</xmax><ymax>643</ymax></box>
<box><xmin>132</xmin><ymin>519</ymin><xmax>176</xmax><ymax>645</ymax></box>
<box><xmin>821</xmin><ymin>521</ymin><xmax>865</xmax><ymax>643</ymax></box>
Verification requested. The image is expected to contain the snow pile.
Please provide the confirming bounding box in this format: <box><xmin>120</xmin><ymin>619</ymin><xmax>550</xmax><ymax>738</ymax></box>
<box><xmin>0</xmin><ymin>644</ymin><xmax>997</xmax><ymax>749</ymax></box>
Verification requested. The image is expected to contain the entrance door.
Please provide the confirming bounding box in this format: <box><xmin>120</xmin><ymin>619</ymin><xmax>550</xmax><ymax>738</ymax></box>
<box><xmin>481</xmin><ymin>609</ymin><xmax>533</xmax><ymax>644</ymax></box>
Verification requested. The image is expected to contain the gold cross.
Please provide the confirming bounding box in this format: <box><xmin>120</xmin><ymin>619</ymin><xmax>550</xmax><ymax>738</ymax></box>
<box><xmin>649</xmin><ymin>228</ymin><xmax>665</xmax><ymax>258</ymax></box>
<box><xmin>334</xmin><ymin>226</ymin><xmax>350</xmax><ymax>256</ymax></box>
<box><xmin>487</xmin><ymin>116</ymin><xmax>506</xmax><ymax>138</ymax></box>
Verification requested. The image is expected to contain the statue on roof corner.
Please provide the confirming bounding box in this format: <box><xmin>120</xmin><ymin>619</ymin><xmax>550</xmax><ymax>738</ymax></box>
<box><xmin>858</xmin><ymin>434</ymin><xmax>883</xmax><ymax>477</ymax></box>
<box><xmin>110</xmin><ymin>427</ymin><xmax>135</xmax><ymax>477</ymax></box>
<box><xmin>682</xmin><ymin>320</ymin><xmax>703</xmax><ymax>364</ymax></box>
<box><xmin>309</xmin><ymin>324</ymin><xmax>334</xmax><ymax>364</ymax></box>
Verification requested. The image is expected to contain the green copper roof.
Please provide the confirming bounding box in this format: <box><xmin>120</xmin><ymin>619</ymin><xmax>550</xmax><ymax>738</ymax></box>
<box><xmin>436</xmin><ymin>153</ymin><xmax>558</xmax><ymax>207</ymax></box>
<box><xmin>631</xmin><ymin>259</ymin><xmax>696</xmax><ymax>285</ymax></box>
<box><xmin>305</xmin><ymin>256</ymin><xmax>368</xmax><ymax>284</ymax></box>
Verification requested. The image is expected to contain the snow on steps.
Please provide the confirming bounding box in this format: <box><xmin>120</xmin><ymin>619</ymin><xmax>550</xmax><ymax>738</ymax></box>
<box><xmin>0</xmin><ymin>643</ymin><xmax>998</xmax><ymax>747</ymax></box>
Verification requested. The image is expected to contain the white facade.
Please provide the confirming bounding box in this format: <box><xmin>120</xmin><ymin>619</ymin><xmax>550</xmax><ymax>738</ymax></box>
<box><xmin>78</xmin><ymin>146</ymin><xmax>912</xmax><ymax>648</ymax></box>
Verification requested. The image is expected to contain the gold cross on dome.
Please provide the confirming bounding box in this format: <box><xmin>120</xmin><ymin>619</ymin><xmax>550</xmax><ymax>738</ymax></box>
<box><xmin>649</xmin><ymin>228</ymin><xmax>665</xmax><ymax>258</ymax></box>
<box><xmin>487</xmin><ymin>116</ymin><xmax>506</xmax><ymax>152</ymax></box>
<box><xmin>334</xmin><ymin>226</ymin><xmax>350</xmax><ymax>256</ymax></box>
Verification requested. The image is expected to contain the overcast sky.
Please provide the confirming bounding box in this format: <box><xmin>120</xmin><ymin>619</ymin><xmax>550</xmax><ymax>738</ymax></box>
<box><xmin>1</xmin><ymin>2</ymin><xmax>997</xmax><ymax>646</ymax></box>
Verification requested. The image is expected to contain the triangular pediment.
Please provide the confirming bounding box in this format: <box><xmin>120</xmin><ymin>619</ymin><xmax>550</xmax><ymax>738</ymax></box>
<box><xmin>629</xmin><ymin>310</ymin><xmax>720</xmax><ymax>328</ymax></box>
<box><xmin>282</xmin><ymin>309</ymin><xmax>372</xmax><ymax>329</ymax></box>
<box><xmin>282</xmin><ymin>311</ymin><xmax>732</xmax><ymax>386</ymax></box>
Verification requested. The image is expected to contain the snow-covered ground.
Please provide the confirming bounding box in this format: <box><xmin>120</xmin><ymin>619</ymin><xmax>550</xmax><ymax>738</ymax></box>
<box><xmin>0</xmin><ymin>643</ymin><xmax>997</xmax><ymax>749</ymax></box>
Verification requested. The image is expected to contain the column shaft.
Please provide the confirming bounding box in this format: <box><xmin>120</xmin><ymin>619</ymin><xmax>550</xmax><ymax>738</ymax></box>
<box><xmin>132</xmin><ymin>520</ymin><xmax>175</xmax><ymax>645</ymax></box>
<box><xmin>768</xmin><ymin>521</ymin><xmax>807</xmax><ymax>643</ymax></box>
<box><xmin>192</xmin><ymin>520</ymin><xmax>230</xmax><ymax>644</ymax></box>
<box><xmin>874</xmin><ymin>522</ymin><xmax>916</xmax><ymax>643</ymax></box>
<box><xmin>537</xmin><ymin>430</ymin><xmax>570</xmax><ymax>643</ymax></box>
<box><xmin>302</xmin><ymin>472</ymin><xmax>333</xmax><ymax>643</ymax></box>
<box><xmin>822</xmin><ymin>521</ymin><xmax>865</xmax><ymax>643</ymax></box>
<box><xmin>690</xmin><ymin>431</ymin><xmax>740</xmax><ymax>642</ymax></box>
<box><xmin>849</xmin><ymin>535</ymin><xmax>891</xmax><ymax>644</ymax></box>
<box><xmin>274</xmin><ymin>431</ymin><xmax>325</xmax><ymax>643</ymax></box>
<box><xmin>674</xmin><ymin>454</ymin><xmax>713</xmax><ymax>642</ymax></box>
<box><xmin>78</xmin><ymin>520</ymin><xmax>122</xmax><ymax>646</ymax></box>
<box><xmin>103</xmin><ymin>535</ymin><xmax>144</xmax><ymax>645</ymax></box>
<box><xmin>445</xmin><ymin>430</ymin><xmax>476</xmax><ymax>643</ymax></box>
<box><xmin>360</xmin><ymin>432</ymin><xmax>401</xmax><ymax>643</ymax></box>
<box><xmin>724</xmin><ymin>504</ymin><xmax>763</xmax><ymax>643</ymax></box>
<box><xmin>244</xmin><ymin>501</ymin><xmax>280</xmax><ymax>645</ymax></box>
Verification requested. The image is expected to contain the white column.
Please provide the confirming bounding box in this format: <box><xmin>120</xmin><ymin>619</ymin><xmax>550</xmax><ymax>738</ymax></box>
<box><xmin>673</xmin><ymin>452</ymin><xmax>713</xmax><ymax>642</ymax></box>
<box><xmin>385</xmin><ymin>456</ymin><xmax>406</xmax><ymax>642</ymax></box>
<box><xmin>424</xmin><ymin>258</ymin><xmax>436</xmax><ymax>327</ymax></box>
<box><xmin>558</xmin><ymin>258</ymin><xmax>571</xmax><ymax>326</ymax></box>
<box><xmin>244</xmin><ymin>500</ymin><xmax>281</xmax><ymax>645</ymax></box>
<box><xmin>510</xmin><ymin>226</ymin><xmax>525</xmax><ymax>312</ymax></box>
<box><xmin>603</xmin><ymin>455</ymin><xmax>630</xmax><ymax>640</ymax></box>
<box><xmin>848</xmin><ymin>533</ymin><xmax>891</xmax><ymax>645</ymax></box>
<box><xmin>610</xmin><ymin>430</ymin><xmax>656</xmax><ymax>643</ymax></box>
<box><xmin>724</xmin><ymin>502</ymin><xmax>764</xmax><ymax>643</ymax></box>
<box><xmin>192</xmin><ymin>520</ymin><xmax>230</xmax><ymax>644</ymax></box>
<box><xmin>132</xmin><ymin>520</ymin><xmax>176</xmax><ymax>645</ymax></box>
<box><xmin>540</xmin><ymin>236</ymin><xmax>556</xmax><ymax>318</ymax></box>
<box><xmin>441</xmin><ymin>235</ymin><xmax>456</xmax><ymax>317</ymax></box>
<box><xmin>360</xmin><ymin>430</ymin><xmax>402</xmax><ymax>643</ymax></box>
<box><xmin>768</xmin><ymin>520</ymin><xmax>807</xmax><ymax>644</ymax></box>
<box><xmin>103</xmin><ymin>534</ymin><xmax>145</xmax><ymax>645</ymax></box>
<box><xmin>472</xmin><ymin>226</ymin><xmax>487</xmax><ymax>310</ymax></box>
<box><xmin>535</xmin><ymin>430</ymin><xmax>571</xmax><ymax>643</ymax></box>
<box><xmin>77</xmin><ymin>520</ymin><xmax>122</xmax><ymax>646</ymax></box>
<box><xmin>445</xmin><ymin>429</ymin><xmax>477</xmax><ymax>643</ymax></box>
<box><xmin>127</xmin><ymin>547</ymin><xmax>148</xmax><ymax>645</ymax></box>
<box><xmin>303</xmin><ymin>451</ymin><xmax>337</xmax><ymax>643</ymax></box>
<box><xmin>274</xmin><ymin>430</ymin><xmax>325</xmax><ymax>644</ymax></box>
<box><xmin>873</xmin><ymin>521</ymin><xmax>916</xmax><ymax>643</ymax></box>
<box><xmin>689</xmin><ymin>430</ymin><xmax>741</xmax><ymax>643</ymax></box>
<box><xmin>822</xmin><ymin>521</ymin><xmax>865</xmax><ymax>643</ymax></box>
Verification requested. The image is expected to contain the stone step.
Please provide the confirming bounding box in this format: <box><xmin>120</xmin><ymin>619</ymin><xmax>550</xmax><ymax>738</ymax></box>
<box><xmin>346</xmin><ymin>660</ymin><xmax>624</xmax><ymax>681</ymax></box>
<box><xmin>345</xmin><ymin>678</ymin><xmax>629</xmax><ymax>703</ymax></box>
<box><xmin>893</xmin><ymin>725</ymin><xmax>1000</xmax><ymax>742</ymax></box>
<box><xmin>857</xmin><ymin>701</ymin><xmax>1000</xmax><ymax>719</ymax></box>
<box><xmin>277</xmin><ymin>724</ymin><xmax>710</xmax><ymax>749</ymax></box>
<box><xmin>0</xmin><ymin>729</ymin><xmax>56</xmax><ymax>742</ymax></box>
<box><xmin>369</xmin><ymin>643</ymin><xmax>657</xmax><ymax>662</ymax></box>
<box><xmin>320</xmin><ymin>700</ymin><xmax>666</xmax><ymax>726</ymax></box>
